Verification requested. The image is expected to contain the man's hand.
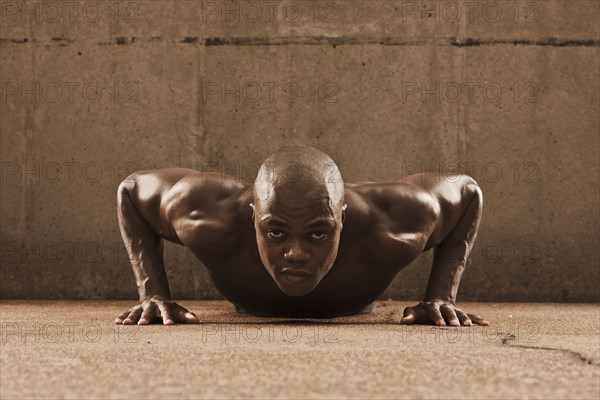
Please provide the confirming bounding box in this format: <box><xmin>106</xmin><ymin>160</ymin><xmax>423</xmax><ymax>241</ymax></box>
<box><xmin>115</xmin><ymin>295</ymin><xmax>200</xmax><ymax>325</ymax></box>
<box><xmin>400</xmin><ymin>300</ymin><xmax>489</xmax><ymax>326</ymax></box>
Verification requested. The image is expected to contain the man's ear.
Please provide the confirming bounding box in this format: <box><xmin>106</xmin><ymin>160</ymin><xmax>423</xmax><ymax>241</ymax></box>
<box><xmin>250</xmin><ymin>203</ymin><xmax>255</xmax><ymax>222</ymax></box>
<box><xmin>341</xmin><ymin>203</ymin><xmax>347</xmax><ymax>224</ymax></box>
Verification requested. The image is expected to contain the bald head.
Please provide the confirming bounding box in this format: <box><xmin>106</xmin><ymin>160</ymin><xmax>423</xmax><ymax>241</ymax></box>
<box><xmin>250</xmin><ymin>144</ymin><xmax>346</xmax><ymax>296</ymax></box>
<box><xmin>253</xmin><ymin>144</ymin><xmax>345</xmax><ymax>214</ymax></box>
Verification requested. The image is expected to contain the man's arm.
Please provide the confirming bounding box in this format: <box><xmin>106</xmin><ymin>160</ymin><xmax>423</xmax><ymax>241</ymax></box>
<box><xmin>117</xmin><ymin>176</ymin><xmax>171</xmax><ymax>302</ymax></box>
<box><xmin>401</xmin><ymin>173</ymin><xmax>489</xmax><ymax>326</ymax></box>
<box><xmin>115</xmin><ymin>169</ymin><xmax>200</xmax><ymax>325</ymax></box>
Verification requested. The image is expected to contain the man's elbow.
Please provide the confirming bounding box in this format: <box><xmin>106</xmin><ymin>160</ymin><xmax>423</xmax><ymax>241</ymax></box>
<box><xmin>117</xmin><ymin>173</ymin><xmax>139</xmax><ymax>196</ymax></box>
<box><xmin>464</xmin><ymin>177</ymin><xmax>483</xmax><ymax>208</ymax></box>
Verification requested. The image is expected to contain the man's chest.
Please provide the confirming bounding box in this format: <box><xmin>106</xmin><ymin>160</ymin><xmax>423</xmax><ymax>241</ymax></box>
<box><xmin>197</xmin><ymin>234</ymin><xmax>407</xmax><ymax>317</ymax></box>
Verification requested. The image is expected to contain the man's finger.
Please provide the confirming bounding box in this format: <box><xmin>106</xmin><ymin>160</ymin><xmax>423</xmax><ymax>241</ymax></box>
<box><xmin>403</xmin><ymin>307</ymin><xmax>416</xmax><ymax>317</ymax></box>
<box><xmin>185</xmin><ymin>312</ymin><xmax>199</xmax><ymax>324</ymax></box>
<box><xmin>425</xmin><ymin>305</ymin><xmax>446</xmax><ymax>326</ymax></box>
<box><xmin>157</xmin><ymin>302</ymin><xmax>176</xmax><ymax>325</ymax></box>
<box><xmin>440</xmin><ymin>305</ymin><xmax>460</xmax><ymax>327</ymax></box>
<box><xmin>401</xmin><ymin>307</ymin><xmax>418</xmax><ymax>324</ymax></box>
<box><xmin>467</xmin><ymin>313</ymin><xmax>489</xmax><ymax>326</ymax></box>
<box><xmin>400</xmin><ymin>313</ymin><xmax>415</xmax><ymax>325</ymax></box>
<box><xmin>115</xmin><ymin>310</ymin><xmax>130</xmax><ymax>324</ymax></box>
<box><xmin>138</xmin><ymin>303</ymin><xmax>157</xmax><ymax>325</ymax></box>
<box><xmin>455</xmin><ymin>309</ymin><xmax>472</xmax><ymax>326</ymax></box>
<box><xmin>174</xmin><ymin>305</ymin><xmax>200</xmax><ymax>324</ymax></box>
<box><xmin>180</xmin><ymin>311</ymin><xmax>200</xmax><ymax>324</ymax></box>
<box><xmin>123</xmin><ymin>307</ymin><xmax>143</xmax><ymax>325</ymax></box>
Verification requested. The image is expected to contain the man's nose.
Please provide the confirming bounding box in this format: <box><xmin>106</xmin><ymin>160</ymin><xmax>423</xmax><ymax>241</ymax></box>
<box><xmin>283</xmin><ymin>243</ymin><xmax>310</xmax><ymax>264</ymax></box>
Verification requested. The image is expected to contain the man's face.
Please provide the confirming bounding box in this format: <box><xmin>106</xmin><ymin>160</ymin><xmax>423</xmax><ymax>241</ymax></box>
<box><xmin>252</xmin><ymin>185</ymin><xmax>344</xmax><ymax>297</ymax></box>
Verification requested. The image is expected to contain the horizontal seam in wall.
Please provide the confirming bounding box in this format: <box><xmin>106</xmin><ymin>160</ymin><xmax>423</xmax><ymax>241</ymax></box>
<box><xmin>1</xmin><ymin>36</ymin><xmax>599</xmax><ymax>47</ymax></box>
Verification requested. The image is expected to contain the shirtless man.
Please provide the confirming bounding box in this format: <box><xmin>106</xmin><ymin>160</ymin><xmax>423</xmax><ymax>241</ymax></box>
<box><xmin>114</xmin><ymin>144</ymin><xmax>489</xmax><ymax>326</ymax></box>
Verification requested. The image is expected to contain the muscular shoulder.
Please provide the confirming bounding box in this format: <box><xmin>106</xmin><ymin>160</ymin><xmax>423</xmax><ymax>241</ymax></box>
<box><xmin>403</xmin><ymin>172</ymin><xmax>482</xmax><ymax>213</ymax></box>
<box><xmin>352</xmin><ymin>181</ymin><xmax>441</xmax><ymax>230</ymax></box>
<box><xmin>402</xmin><ymin>173</ymin><xmax>483</xmax><ymax>245</ymax></box>
<box><xmin>118</xmin><ymin>168</ymin><xmax>198</xmax><ymax>232</ymax></box>
<box><xmin>162</xmin><ymin>173</ymin><xmax>249</xmax><ymax>223</ymax></box>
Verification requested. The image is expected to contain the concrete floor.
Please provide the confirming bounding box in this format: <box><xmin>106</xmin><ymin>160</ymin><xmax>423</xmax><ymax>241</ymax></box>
<box><xmin>0</xmin><ymin>301</ymin><xmax>598</xmax><ymax>399</ymax></box>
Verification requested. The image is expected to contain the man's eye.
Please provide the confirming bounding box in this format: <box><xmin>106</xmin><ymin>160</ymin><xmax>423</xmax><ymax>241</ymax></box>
<box><xmin>310</xmin><ymin>232</ymin><xmax>327</xmax><ymax>240</ymax></box>
<box><xmin>267</xmin><ymin>230</ymin><xmax>284</xmax><ymax>239</ymax></box>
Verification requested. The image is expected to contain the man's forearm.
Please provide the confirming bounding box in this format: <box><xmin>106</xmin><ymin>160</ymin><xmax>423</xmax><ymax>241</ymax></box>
<box><xmin>424</xmin><ymin>256</ymin><xmax>465</xmax><ymax>303</ymax></box>
<box><xmin>125</xmin><ymin>238</ymin><xmax>171</xmax><ymax>302</ymax></box>
<box><xmin>129</xmin><ymin>241</ymin><xmax>171</xmax><ymax>302</ymax></box>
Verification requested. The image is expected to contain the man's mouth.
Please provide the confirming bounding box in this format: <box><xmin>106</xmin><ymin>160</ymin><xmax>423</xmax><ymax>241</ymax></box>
<box><xmin>279</xmin><ymin>267</ymin><xmax>313</xmax><ymax>284</ymax></box>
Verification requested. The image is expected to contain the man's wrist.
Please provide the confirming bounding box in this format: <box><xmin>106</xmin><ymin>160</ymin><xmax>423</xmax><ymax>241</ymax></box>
<box><xmin>424</xmin><ymin>280</ymin><xmax>458</xmax><ymax>303</ymax></box>
<box><xmin>423</xmin><ymin>292</ymin><xmax>455</xmax><ymax>304</ymax></box>
<box><xmin>137</xmin><ymin>278</ymin><xmax>171</xmax><ymax>302</ymax></box>
<box><xmin>139</xmin><ymin>290</ymin><xmax>171</xmax><ymax>303</ymax></box>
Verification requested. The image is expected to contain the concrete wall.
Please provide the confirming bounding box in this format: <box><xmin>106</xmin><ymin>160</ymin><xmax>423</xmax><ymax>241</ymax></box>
<box><xmin>1</xmin><ymin>0</ymin><xmax>598</xmax><ymax>301</ymax></box>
